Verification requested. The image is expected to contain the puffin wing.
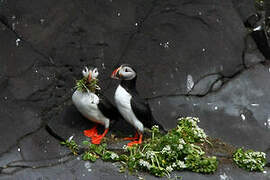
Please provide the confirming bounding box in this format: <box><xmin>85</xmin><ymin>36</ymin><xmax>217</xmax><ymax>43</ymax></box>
<box><xmin>130</xmin><ymin>95</ymin><xmax>153</xmax><ymax>129</ymax></box>
<box><xmin>97</xmin><ymin>93</ymin><xmax>122</xmax><ymax>121</ymax></box>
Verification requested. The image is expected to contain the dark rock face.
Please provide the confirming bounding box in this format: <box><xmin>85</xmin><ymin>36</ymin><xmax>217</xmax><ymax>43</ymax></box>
<box><xmin>150</xmin><ymin>64</ymin><xmax>270</xmax><ymax>150</ymax></box>
<box><xmin>0</xmin><ymin>101</ymin><xmax>42</xmax><ymax>154</ymax></box>
<box><xmin>0</xmin><ymin>0</ymin><xmax>269</xmax><ymax>179</ymax></box>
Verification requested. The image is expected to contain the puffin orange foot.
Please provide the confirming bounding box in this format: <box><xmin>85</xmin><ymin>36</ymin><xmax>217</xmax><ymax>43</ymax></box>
<box><xmin>127</xmin><ymin>133</ymin><xmax>143</xmax><ymax>146</ymax></box>
<box><xmin>124</xmin><ymin>137</ymin><xmax>138</xmax><ymax>140</ymax></box>
<box><xmin>91</xmin><ymin>135</ymin><xmax>104</xmax><ymax>144</ymax></box>
<box><xmin>127</xmin><ymin>140</ymin><xmax>142</xmax><ymax>146</ymax></box>
<box><xmin>84</xmin><ymin>126</ymin><xmax>98</xmax><ymax>138</ymax></box>
<box><xmin>124</xmin><ymin>132</ymin><xmax>138</xmax><ymax>140</ymax></box>
<box><xmin>91</xmin><ymin>128</ymin><xmax>109</xmax><ymax>145</ymax></box>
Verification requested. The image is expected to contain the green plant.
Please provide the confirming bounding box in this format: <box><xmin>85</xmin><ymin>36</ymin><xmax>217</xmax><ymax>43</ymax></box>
<box><xmin>233</xmin><ymin>148</ymin><xmax>266</xmax><ymax>172</ymax></box>
<box><xmin>60</xmin><ymin>136</ymin><xmax>79</xmax><ymax>155</ymax></box>
<box><xmin>61</xmin><ymin>117</ymin><xmax>267</xmax><ymax>177</ymax></box>
<box><xmin>75</xmin><ymin>77</ymin><xmax>99</xmax><ymax>93</ymax></box>
<box><xmin>118</xmin><ymin>117</ymin><xmax>218</xmax><ymax>177</ymax></box>
<box><xmin>255</xmin><ymin>0</ymin><xmax>264</xmax><ymax>11</ymax></box>
<box><xmin>82</xmin><ymin>141</ymin><xmax>119</xmax><ymax>162</ymax></box>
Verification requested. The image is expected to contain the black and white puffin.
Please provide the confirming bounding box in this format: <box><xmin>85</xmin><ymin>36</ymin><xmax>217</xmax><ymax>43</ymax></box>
<box><xmin>111</xmin><ymin>64</ymin><xmax>164</xmax><ymax>146</ymax></box>
<box><xmin>72</xmin><ymin>67</ymin><xmax>120</xmax><ymax>144</ymax></box>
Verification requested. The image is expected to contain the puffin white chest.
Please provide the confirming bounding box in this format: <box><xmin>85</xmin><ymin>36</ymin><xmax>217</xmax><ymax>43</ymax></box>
<box><xmin>72</xmin><ymin>90</ymin><xmax>109</xmax><ymax>127</ymax></box>
<box><xmin>114</xmin><ymin>85</ymin><xmax>143</xmax><ymax>132</ymax></box>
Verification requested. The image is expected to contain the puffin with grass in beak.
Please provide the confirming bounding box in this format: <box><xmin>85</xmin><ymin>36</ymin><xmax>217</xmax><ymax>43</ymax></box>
<box><xmin>72</xmin><ymin>66</ymin><xmax>120</xmax><ymax>144</ymax></box>
<box><xmin>111</xmin><ymin>64</ymin><xmax>165</xmax><ymax>146</ymax></box>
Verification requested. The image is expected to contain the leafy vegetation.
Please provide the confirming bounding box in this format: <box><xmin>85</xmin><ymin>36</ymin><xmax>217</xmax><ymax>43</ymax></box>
<box><xmin>255</xmin><ymin>0</ymin><xmax>265</xmax><ymax>11</ymax></box>
<box><xmin>61</xmin><ymin>117</ymin><xmax>267</xmax><ymax>177</ymax></box>
<box><xmin>233</xmin><ymin>148</ymin><xmax>266</xmax><ymax>172</ymax></box>
<box><xmin>60</xmin><ymin>136</ymin><xmax>79</xmax><ymax>155</ymax></box>
<box><xmin>75</xmin><ymin>77</ymin><xmax>99</xmax><ymax>93</ymax></box>
<box><xmin>119</xmin><ymin>117</ymin><xmax>218</xmax><ymax>177</ymax></box>
<box><xmin>82</xmin><ymin>141</ymin><xmax>120</xmax><ymax>162</ymax></box>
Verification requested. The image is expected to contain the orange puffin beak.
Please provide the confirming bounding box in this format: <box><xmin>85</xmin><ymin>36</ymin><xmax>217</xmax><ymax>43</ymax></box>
<box><xmin>111</xmin><ymin>67</ymin><xmax>121</xmax><ymax>79</ymax></box>
<box><xmin>88</xmin><ymin>72</ymin><xmax>92</xmax><ymax>82</ymax></box>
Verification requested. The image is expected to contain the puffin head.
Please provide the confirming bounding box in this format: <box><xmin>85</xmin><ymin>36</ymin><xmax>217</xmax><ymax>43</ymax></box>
<box><xmin>111</xmin><ymin>64</ymin><xmax>136</xmax><ymax>80</ymax></box>
<box><xmin>82</xmin><ymin>66</ymin><xmax>99</xmax><ymax>82</ymax></box>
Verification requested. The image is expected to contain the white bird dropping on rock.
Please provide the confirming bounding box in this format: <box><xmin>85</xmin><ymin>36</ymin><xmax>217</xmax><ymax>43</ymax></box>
<box><xmin>12</xmin><ymin>23</ymin><xmax>16</xmax><ymax>30</ymax></box>
<box><xmin>102</xmin><ymin>63</ymin><xmax>106</xmax><ymax>69</ymax></box>
<box><xmin>240</xmin><ymin>114</ymin><xmax>246</xmax><ymax>121</ymax></box>
<box><xmin>187</xmin><ymin>74</ymin><xmax>194</xmax><ymax>91</ymax></box>
<box><xmin>84</xmin><ymin>162</ymin><xmax>91</xmax><ymax>169</ymax></box>
<box><xmin>265</xmin><ymin>117</ymin><xmax>270</xmax><ymax>128</ymax></box>
<box><xmin>16</xmin><ymin>38</ymin><xmax>21</xmax><ymax>46</ymax></box>
<box><xmin>68</xmin><ymin>135</ymin><xmax>74</xmax><ymax>142</ymax></box>
<box><xmin>219</xmin><ymin>172</ymin><xmax>229</xmax><ymax>180</ymax></box>
<box><xmin>40</xmin><ymin>19</ymin><xmax>45</xmax><ymax>24</ymax></box>
<box><xmin>159</xmin><ymin>42</ymin><xmax>170</xmax><ymax>48</ymax></box>
<box><xmin>164</xmin><ymin>42</ymin><xmax>169</xmax><ymax>48</ymax></box>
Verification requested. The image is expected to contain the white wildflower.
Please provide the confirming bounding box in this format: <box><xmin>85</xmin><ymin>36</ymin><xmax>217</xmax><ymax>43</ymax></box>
<box><xmin>193</xmin><ymin>127</ymin><xmax>207</xmax><ymax>139</ymax></box>
<box><xmin>172</xmin><ymin>163</ymin><xmax>177</xmax><ymax>168</ymax></box>
<box><xmin>191</xmin><ymin>120</ymin><xmax>197</xmax><ymax>127</ymax></box>
<box><xmin>186</xmin><ymin>117</ymin><xmax>193</xmax><ymax>120</ymax></box>
<box><xmin>184</xmin><ymin>117</ymin><xmax>200</xmax><ymax>125</ymax></box>
<box><xmin>179</xmin><ymin>138</ymin><xmax>186</xmax><ymax>144</ymax></box>
<box><xmin>146</xmin><ymin>151</ymin><xmax>155</xmax><ymax>159</ymax></box>
<box><xmin>252</xmin><ymin>152</ymin><xmax>266</xmax><ymax>158</ymax></box>
<box><xmin>161</xmin><ymin>145</ymin><xmax>171</xmax><ymax>154</ymax></box>
<box><xmin>110</xmin><ymin>152</ymin><xmax>119</xmax><ymax>160</ymax></box>
<box><xmin>177</xmin><ymin>160</ymin><xmax>186</xmax><ymax>168</ymax></box>
<box><xmin>177</xmin><ymin>144</ymin><xmax>184</xmax><ymax>150</ymax></box>
<box><xmin>139</xmin><ymin>159</ymin><xmax>152</xmax><ymax>170</ymax></box>
<box><xmin>122</xmin><ymin>145</ymin><xmax>128</xmax><ymax>151</ymax></box>
<box><xmin>245</xmin><ymin>153</ymin><xmax>251</xmax><ymax>159</ymax></box>
<box><xmin>166</xmin><ymin>165</ymin><xmax>173</xmax><ymax>172</ymax></box>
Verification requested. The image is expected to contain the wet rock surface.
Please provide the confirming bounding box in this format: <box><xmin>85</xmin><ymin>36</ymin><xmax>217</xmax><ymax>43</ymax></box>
<box><xmin>0</xmin><ymin>0</ymin><xmax>270</xmax><ymax>179</ymax></box>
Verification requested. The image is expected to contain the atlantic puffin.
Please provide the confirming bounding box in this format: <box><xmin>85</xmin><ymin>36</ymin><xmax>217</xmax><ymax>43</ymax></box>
<box><xmin>111</xmin><ymin>64</ymin><xmax>165</xmax><ymax>146</ymax></box>
<box><xmin>72</xmin><ymin>66</ymin><xmax>119</xmax><ymax>144</ymax></box>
